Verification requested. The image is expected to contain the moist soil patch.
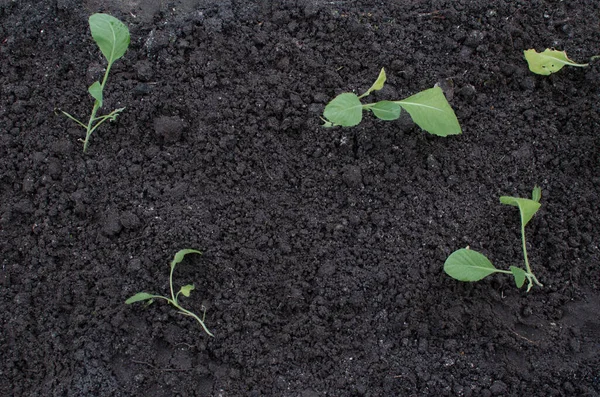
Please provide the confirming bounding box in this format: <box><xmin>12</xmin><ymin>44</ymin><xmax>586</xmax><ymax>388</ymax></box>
<box><xmin>1</xmin><ymin>1</ymin><xmax>600</xmax><ymax>396</ymax></box>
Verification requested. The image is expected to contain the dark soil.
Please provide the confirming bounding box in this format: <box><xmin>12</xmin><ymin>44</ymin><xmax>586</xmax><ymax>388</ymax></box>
<box><xmin>1</xmin><ymin>0</ymin><xmax>600</xmax><ymax>396</ymax></box>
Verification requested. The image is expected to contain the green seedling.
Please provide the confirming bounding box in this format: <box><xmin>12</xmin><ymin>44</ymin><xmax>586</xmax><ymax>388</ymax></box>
<box><xmin>524</xmin><ymin>48</ymin><xmax>592</xmax><ymax>75</ymax></box>
<box><xmin>321</xmin><ymin>68</ymin><xmax>461</xmax><ymax>136</ymax></box>
<box><xmin>126</xmin><ymin>249</ymin><xmax>214</xmax><ymax>337</ymax></box>
<box><xmin>61</xmin><ymin>13</ymin><xmax>130</xmax><ymax>152</ymax></box>
<box><xmin>444</xmin><ymin>186</ymin><xmax>543</xmax><ymax>292</ymax></box>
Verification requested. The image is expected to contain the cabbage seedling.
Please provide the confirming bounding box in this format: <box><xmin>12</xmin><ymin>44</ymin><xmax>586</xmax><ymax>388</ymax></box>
<box><xmin>126</xmin><ymin>249</ymin><xmax>214</xmax><ymax>337</ymax></box>
<box><xmin>321</xmin><ymin>68</ymin><xmax>461</xmax><ymax>136</ymax></box>
<box><xmin>444</xmin><ymin>186</ymin><xmax>543</xmax><ymax>292</ymax></box>
<box><xmin>61</xmin><ymin>13</ymin><xmax>130</xmax><ymax>152</ymax></box>
<box><xmin>524</xmin><ymin>49</ymin><xmax>589</xmax><ymax>75</ymax></box>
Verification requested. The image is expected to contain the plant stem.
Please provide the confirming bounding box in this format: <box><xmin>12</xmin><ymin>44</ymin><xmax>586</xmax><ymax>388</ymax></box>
<box><xmin>169</xmin><ymin>261</ymin><xmax>176</xmax><ymax>303</ymax></box>
<box><xmin>82</xmin><ymin>63</ymin><xmax>112</xmax><ymax>152</ymax></box>
<box><xmin>168</xmin><ymin>260</ymin><xmax>213</xmax><ymax>337</ymax></box>
<box><xmin>521</xmin><ymin>222</ymin><xmax>543</xmax><ymax>290</ymax></box>
<box><xmin>176</xmin><ymin>305</ymin><xmax>214</xmax><ymax>337</ymax></box>
<box><xmin>83</xmin><ymin>105</ymin><xmax>100</xmax><ymax>152</ymax></box>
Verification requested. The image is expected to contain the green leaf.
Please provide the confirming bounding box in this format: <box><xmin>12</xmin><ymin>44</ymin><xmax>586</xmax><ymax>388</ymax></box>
<box><xmin>398</xmin><ymin>86</ymin><xmax>462</xmax><ymax>136</ymax></box>
<box><xmin>509</xmin><ymin>266</ymin><xmax>527</xmax><ymax>288</ymax></box>
<box><xmin>180</xmin><ymin>284</ymin><xmax>195</xmax><ymax>297</ymax></box>
<box><xmin>323</xmin><ymin>93</ymin><xmax>363</xmax><ymax>127</ymax></box>
<box><xmin>89</xmin><ymin>13</ymin><xmax>130</xmax><ymax>66</ymax></box>
<box><xmin>171</xmin><ymin>249</ymin><xmax>202</xmax><ymax>270</ymax></box>
<box><xmin>370</xmin><ymin>101</ymin><xmax>401</xmax><ymax>120</ymax></box>
<box><xmin>444</xmin><ymin>248</ymin><xmax>499</xmax><ymax>282</ymax></box>
<box><xmin>359</xmin><ymin>68</ymin><xmax>386</xmax><ymax>98</ymax></box>
<box><xmin>499</xmin><ymin>196</ymin><xmax>541</xmax><ymax>228</ymax></box>
<box><xmin>531</xmin><ymin>185</ymin><xmax>542</xmax><ymax>203</ymax></box>
<box><xmin>524</xmin><ymin>49</ymin><xmax>588</xmax><ymax>75</ymax></box>
<box><xmin>125</xmin><ymin>292</ymin><xmax>156</xmax><ymax>304</ymax></box>
<box><xmin>88</xmin><ymin>81</ymin><xmax>103</xmax><ymax>107</ymax></box>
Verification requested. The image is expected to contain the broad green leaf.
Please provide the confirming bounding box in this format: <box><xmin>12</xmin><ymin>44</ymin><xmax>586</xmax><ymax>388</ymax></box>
<box><xmin>89</xmin><ymin>13</ymin><xmax>130</xmax><ymax>66</ymax></box>
<box><xmin>444</xmin><ymin>248</ymin><xmax>498</xmax><ymax>282</ymax></box>
<box><xmin>509</xmin><ymin>266</ymin><xmax>526</xmax><ymax>288</ymax></box>
<box><xmin>531</xmin><ymin>185</ymin><xmax>542</xmax><ymax>203</ymax></box>
<box><xmin>359</xmin><ymin>68</ymin><xmax>386</xmax><ymax>98</ymax></box>
<box><xmin>524</xmin><ymin>49</ymin><xmax>588</xmax><ymax>75</ymax></box>
<box><xmin>323</xmin><ymin>93</ymin><xmax>363</xmax><ymax>127</ymax></box>
<box><xmin>180</xmin><ymin>284</ymin><xmax>195</xmax><ymax>297</ymax></box>
<box><xmin>398</xmin><ymin>86</ymin><xmax>462</xmax><ymax>136</ymax></box>
<box><xmin>88</xmin><ymin>81</ymin><xmax>103</xmax><ymax>107</ymax></box>
<box><xmin>499</xmin><ymin>196</ymin><xmax>541</xmax><ymax>228</ymax></box>
<box><xmin>171</xmin><ymin>249</ymin><xmax>202</xmax><ymax>270</ymax></box>
<box><xmin>125</xmin><ymin>292</ymin><xmax>156</xmax><ymax>304</ymax></box>
<box><xmin>370</xmin><ymin>101</ymin><xmax>401</xmax><ymax>120</ymax></box>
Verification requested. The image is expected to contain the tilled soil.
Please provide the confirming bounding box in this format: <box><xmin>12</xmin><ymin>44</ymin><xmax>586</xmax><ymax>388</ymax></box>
<box><xmin>1</xmin><ymin>0</ymin><xmax>599</xmax><ymax>396</ymax></box>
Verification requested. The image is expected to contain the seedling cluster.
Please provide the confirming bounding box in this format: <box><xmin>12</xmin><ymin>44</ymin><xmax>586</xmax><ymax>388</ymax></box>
<box><xmin>48</xmin><ymin>13</ymin><xmax>571</xmax><ymax>338</ymax></box>
<box><xmin>444</xmin><ymin>187</ymin><xmax>543</xmax><ymax>292</ymax></box>
<box><xmin>61</xmin><ymin>13</ymin><xmax>130</xmax><ymax>152</ymax></box>
<box><xmin>321</xmin><ymin>68</ymin><xmax>462</xmax><ymax>137</ymax></box>
<box><xmin>126</xmin><ymin>249</ymin><xmax>214</xmax><ymax>337</ymax></box>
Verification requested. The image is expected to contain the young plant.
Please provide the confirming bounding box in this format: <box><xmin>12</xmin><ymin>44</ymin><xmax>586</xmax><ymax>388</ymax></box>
<box><xmin>125</xmin><ymin>249</ymin><xmax>214</xmax><ymax>337</ymax></box>
<box><xmin>321</xmin><ymin>68</ymin><xmax>461</xmax><ymax>136</ymax></box>
<box><xmin>524</xmin><ymin>48</ymin><xmax>592</xmax><ymax>75</ymax></box>
<box><xmin>444</xmin><ymin>186</ymin><xmax>543</xmax><ymax>292</ymax></box>
<box><xmin>61</xmin><ymin>13</ymin><xmax>130</xmax><ymax>152</ymax></box>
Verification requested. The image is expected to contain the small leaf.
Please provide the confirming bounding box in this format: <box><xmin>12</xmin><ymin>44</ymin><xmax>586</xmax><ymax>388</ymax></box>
<box><xmin>398</xmin><ymin>86</ymin><xmax>461</xmax><ymax>136</ymax></box>
<box><xmin>524</xmin><ymin>49</ymin><xmax>588</xmax><ymax>75</ymax></box>
<box><xmin>499</xmin><ymin>196</ymin><xmax>541</xmax><ymax>228</ymax></box>
<box><xmin>509</xmin><ymin>266</ymin><xmax>527</xmax><ymax>288</ymax></box>
<box><xmin>323</xmin><ymin>93</ymin><xmax>363</xmax><ymax>127</ymax></box>
<box><xmin>444</xmin><ymin>248</ymin><xmax>499</xmax><ymax>282</ymax></box>
<box><xmin>125</xmin><ymin>292</ymin><xmax>156</xmax><ymax>304</ymax></box>
<box><xmin>107</xmin><ymin>107</ymin><xmax>126</xmax><ymax>121</ymax></box>
<box><xmin>171</xmin><ymin>249</ymin><xmax>202</xmax><ymax>270</ymax></box>
<box><xmin>370</xmin><ymin>101</ymin><xmax>401</xmax><ymax>120</ymax></box>
<box><xmin>359</xmin><ymin>68</ymin><xmax>386</xmax><ymax>98</ymax></box>
<box><xmin>88</xmin><ymin>81</ymin><xmax>103</xmax><ymax>107</ymax></box>
<box><xmin>531</xmin><ymin>186</ymin><xmax>542</xmax><ymax>203</ymax></box>
<box><xmin>89</xmin><ymin>13</ymin><xmax>130</xmax><ymax>66</ymax></box>
<box><xmin>180</xmin><ymin>284</ymin><xmax>195</xmax><ymax>298</ymax></box>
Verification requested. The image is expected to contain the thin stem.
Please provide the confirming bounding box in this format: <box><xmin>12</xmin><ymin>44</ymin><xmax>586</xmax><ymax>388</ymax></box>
<box><xmin>175</xmin><ymin>305</ymin><xmax>214</xmax><ymax>337</ymax></box>
<box><xmin>521</xmin><ymin>222</ymin><xmax>532</xmax><ymax>274</ymax></box>
<box><xmin>159</xmin><ymin>295</ymin><xmax>213</xmax><ymax>336</ymax></box>
<box><xmin>87</xmin><ymin>108</ymin><xmax>125</xmax><ymax>136</ymax></box>
<box><xmin>100</xmin><ymin>63</ymin><xmax>113</xmax><ymax>91</ymax></box>
<box><xmin>82</xmin><ymin>63</ymin><xmax>113</xmax><ymax>152</ymax></box>
<box><xmin>166</xmin><ymin>256</ymin><xmax>213</xmax><ymax>336</ymax></box>
<box><xmin>169</xmin><ymin>263</ymin><xmax>176</xmax><ymax>303</ymax></box>
<box><xmin>61</xmin><ymin>111</ymin><xmax>87</xmax><ymax>129</ymax></box>
<box><xmin>83</xmin><ymin>102</ymin><xmax>101</xmax><ymax>152</ymax></box>
<box><xmin>521</xmin><ymin>222</ymin><xmax>543</xmax><ymax>289</ymax></box>
<box><xmin>150</xmin><ymin>295</ymin><xmax>172</xmax><ymax>303</ymax></box>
